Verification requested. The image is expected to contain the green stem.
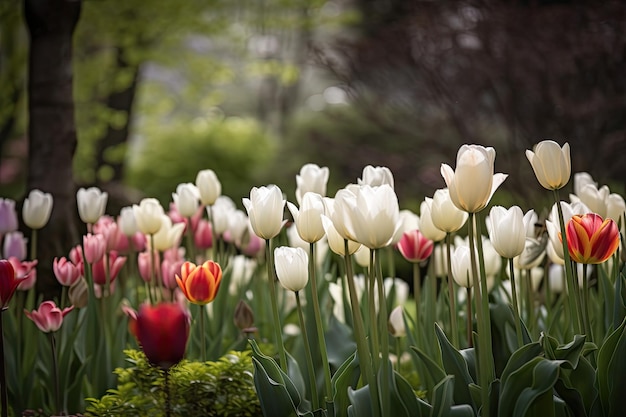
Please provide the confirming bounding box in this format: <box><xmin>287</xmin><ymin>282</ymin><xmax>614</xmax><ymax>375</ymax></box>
<box><xmin>0</xmin><ymin>311</ymin><xmax>8</xmax><ymax>417</ymax></box>
<box><xmin>445</xmin><ymin>233</ymin><xmax>459</xmax><ymax>348</ymax></box>
<box><xmin>466</xmin><ymin>287</ymin><xmax>473</xmax><ymax>348</ymax></box>
<box><xmin>49</xmin><ymin>333</ymin><xmax>62</xmax><ymax>416</ymax></box>
<box><xmin>150</xmin><ymin>235</ymin><xmax>161</xmax><ymax>303</ymax></box>
<box><xmin>343</xmin><ymin>241</ymin><xmax>379</xmax><ymax>417</ymax></box>
<box><xmin>266</xmin><ymin>238</ymin><xmax>287</xmax><ymax>371</ymax></box>
<box><xmin>375</xmin><ymin>249</ymin><xmax>390</xmax><ymax>417</ymax></box>
<box><xmin>368</xmin><ymin>249</ymin><xmax>380</xmax><ymax>372</ymax></box>
<box><xmin>413</xmin><ymin>262</ymin><xmax>422</xmax><ymax>349</ymax></box>
<box><xmin>581</xmin><ymin>263</ymin><xmax>592</xmax><ymax>343</ymax></box>
<box><xmin>199</xmin><ymin>305</ymin><xmax>206</xmax><ymax>362</ymax></box>
<box><xmin>164</xmin><ymin>368</ymin><xmax>171</xmax><ymax>417</ymax></box>
<box><xmin>468</xmin><ymin>213</ymin><xmax>492</xmax><ymax>417</ymax></box>
<box><xmin>553</xmin><ymin>190</ymin><xmax>583</xmax><ymax>334</ymax></box>
<box><xmin>309</xmin><ymin>243</ymin><xmax>333</xmax><ymax>412</ymax></box>
<box><xmin>186</xmin><ymin>216</ymin><xmax>196</xmax><ymax>263</ymax></box>
<box><xmin>30</xmin><ymin>228</ymin><xmax>37</xmax><ymax>261</ymax></box>
<box><xmin>295</xmin><ymin>291</ymin><xmax>319</xmax><ymax>410</ymax></box>
<box><xmin>508</xmin><ymin>259</ymin><xmax>523</xmax><ymax>348</ymax></box>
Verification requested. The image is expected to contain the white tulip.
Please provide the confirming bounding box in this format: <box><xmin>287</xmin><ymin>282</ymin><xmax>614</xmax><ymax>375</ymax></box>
<box><xmin>77</xmin><ymin>187</ymin><xmax>108</xmax><ymax>224</ymax></box>
<box><xmin>419</xmin><ymin>198</ymin><xmax>446</xmax><ymax>242</ymax></box>
<box><xmin>486</xmin><ymin>206</ymin><xmax>526</xmax><ymax>259</ymax></box>
<box><xmin>430</xmin><ymin>188</ymin><xmax>468</xmax><ymax>233</ymax></box>
<box><xmin>195</xmin><ymin>169</ymin><xmax>222</xmax><ymax>206</ymax></box>
<box><xmin>525</xmin><ymin>140</ymin><xmax>571</xmax><ymax>190</ymax></box>
<box><xmin>274</xmin><ymin>246</ymin><xmax>309</xmax><ymax>292</ymax></box>
<box><xmin>132</xmin><ymin>198</ymin><xmax>164</xmax><ymax>235</ymax></box>
<box><xmin>295</xmin><ymin>163</ymin><xmax>329</xmax><ymax>205</ymax></box>
<box><xmin>172</xmin><ymin>183</ymin><xmax>200</xmax><ymax>217</ymax></box>
<box><xmin>242</xmin><ymin>185</ymin><xmax>286</xmax><ymax>240</ymax></box>
<box><xmin>287</xmin><ymin>192</ymin><xmax>325</xmax><ymax>243</ymax></box>
<box><xmin>358</xmin><ymin>165</ymin><xmax>394</xmax><ymax>189</ymax></box>
<box><xmin>22</xmin><ymin>189</ymin><xmax>53</xmax><ymax>230</ymax></box>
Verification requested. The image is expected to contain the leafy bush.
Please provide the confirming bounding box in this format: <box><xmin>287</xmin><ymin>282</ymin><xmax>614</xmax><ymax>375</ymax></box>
<box><xmin>85</xmin><ymin>349</ymin><xmax>262</xmax><ymax>417</ymax></box>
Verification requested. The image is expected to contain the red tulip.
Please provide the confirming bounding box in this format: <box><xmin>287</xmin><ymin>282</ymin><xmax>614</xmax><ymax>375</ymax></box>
<box><xmin>176</xmin><ymin>260</ymin><xmax>222</xmax><ymax>305</ymax></box>
<box><xmin>129</xmin><ymin>303</ymin><xmax>190</xmax><ymax>369</ymax></box>
<box><xmin>91</xmin><ymin>251</ymin><xmax>127</xmax><ymax>286</ymax></box>
<box><xmin>565</xmin><ymin>213</ymin><xmax>619</xmax><ymax>264</ymax></box>
<box><xmin>0</xmin><ymin>259</ymin><xmax>19</xmax><ymax>309</ymax></box>
<box><xmin>24</xmin><ymin>301</ymin><xmax>74</xmax><ymax>333</ymax></box>
<box><xmin>397</xmin><ymin>229</ymin><xmax>434</xmax><ymax>263</ymax></box>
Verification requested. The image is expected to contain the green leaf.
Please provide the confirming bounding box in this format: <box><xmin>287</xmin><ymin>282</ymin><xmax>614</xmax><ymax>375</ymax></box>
<box><xmin>435</xmin><ymin>324</ymin><xmax>475</xmax><ymax>411</ymax></box>
<box><xmin>347</xmin><ymin>385</ymin><xmax>374</xmax><ymax>417</ymax></box>
<box><xmin>332</xmin><ymin>351</ymin><xmax>360</xmax><ymax>417</ymax></box>
<box><xmin>429</xmin><ymin>375</ymin><xmax>455</xmax><ymax>417</ymax></box>
<box><xmin>500</xmin><ymin>342</ymin><xmax>543</xmax><ymax>386</ymax></box>
<box><xmin>596</xmin><ymin>318</ymin><xmax>626</xmax><ymax>417</ymax></box>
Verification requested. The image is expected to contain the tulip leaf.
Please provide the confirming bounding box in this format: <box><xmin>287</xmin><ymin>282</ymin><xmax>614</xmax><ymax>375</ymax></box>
<box><xmin>429</xmin><ymin>375</ymin><xmax>455</xmax><ymax>417</ymax></box>
<box><xmin>411</xmin><ymin>345</ymin><xmax>447</xmax><ymax>401</ymax></box>
<box><xmin>612</xmin><ymin>272</ymin><xmax>626</xmax><ymax>331</ymax></box>
<box><xmin>448</xmin><ymin>405</ymin><xmax>475</xmax><ymax>417</ymax></box>
<box><xmin>392</xmin><ymin>368</ymin><xmax>431</xmax><ymax>417</ymax></box>
<box><xmin>347</xmin><ymin>385</ymin><xmax>374</xmax><ymax>417</ymax></box>
<box><xmin>326</xmin><ymin>313</ymin><xmax>357</xmax><ymax>372</ymax></box>
<box><xmin>460</xmin><ymin>348</ymin><xmax>478</xmax><ymax>383</ymax></box>
<box><xmin>435</xmin><ymin>323</ymin><xmax>475</xmax><ymax>411</ymax></box>
<box><xmin>596</xmin><ymin>317</ymin><xmax>626</xmax><ymax>417</ymax></box>
<box><xmin>499</xmin><ymin>342</ymin><xmax>543</xmax><ymax>386</ymax></box>
<box><xmin>332</xmin><ymin>351</ymin><xmax>360</xmax><ymax>417</ymax></box>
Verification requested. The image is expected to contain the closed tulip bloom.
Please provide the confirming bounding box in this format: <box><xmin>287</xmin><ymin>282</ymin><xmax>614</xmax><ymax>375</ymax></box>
<box><xmin>0</xmin><ymin>259</ymin><xmax>19</xmax><ymax>308</ymax></box>
<box><xmin>13</xmin><ymin>258</ymin><xmax>37</xmax><ymax>291</ymax></box>
<box><xmin>3</xmin><ymin>231</ymin><xmax>27</xmax><ymax>260</ymax></box>
<box><xmin>430</xmin><ymin>188</ymin><xmax>468</xmax><ymax>233</ymax></box>
<box><xmin>573</xmin><ymin>172</ymin><xmax>596</xmax><ymax>197</ymax></box>
<box><xmin>133</xmin><ymin>198</ymin><xmax>164</xmax><ymax>235</ymax></box>
<box><xmin>397</xmin><ymin>229</ymin><xmax>434</xmax><ymax>263</ymax></box>
<box><xmin>347</xmin><ymin>184</ymin><xmax>400</xmax><ymax>249</ymax></box>
<box><xmin>486</xmin><ymin>206</ymin><xmax>526</xmax><ymax>259</ymax></box>
<box><xmin>68</xmin><ymin>278</ymin><xmax>89</xmax><ymax>308</ymax></box>
<box><xmin>419</xmin><ymin>198</ymin><xmax>446</xmax><ymax>242</ymax></box>
<box><xmin>295</xmin><ymin>163</ymin><xmax>329</xmax><ymax>205</ymax></box>
<box><xmin>565</xmin><ymin>213</ymin><xmax>619</xmax><ymax>264</ymax></box>
<box><xmin>83</xmin><ymin>233</ymin><xmax>106</xmax><ymax>264</ymax></box>
<box><xmin>451</xmin><ymin>245</ymin><xmax>475</xmax><ymax>288</ymax></box>
<box><xmin>525</xmin><ymin>140</ymin><xmax>571</xmax><ymax>190</ymax></box>
<box><xmin>242</xmin><ymin>185</ymin><xmax>286</xmax><ymax>240</ymax></box>
<box><xmin>607</xmin><ymin>193</ymin><xmax>625</xmax><ymax>225</ymax></box>
<box><xmin>327</xmin><ymin>188</ymin><xmax>359</xmax><ymax>242</ymax></box>
<box><xmin>22</xmin><ymin>189</ymin><xmax>53</xmax><ymax>229</ymax></box>
<box><xmin>576</xmin><ymin>183</ymin><xmax>610</xmax><ymax>219</ymax></box>
<box><xmin>91</xmin><ymin>251</ymin><xmax>126</xmax><ymax>285</ymax></box>
<box><xmin>0</xmin><ymin>198</ymin><xmax>18</xmax><ymax>235</ymax></box>
<box><xmin>194</xmin><ymin>219</ymin><xmax>213</xmax><ymax>249</ymax></box>
<box><xmin>211</xmin><ymin>196</ymin><xmax>236</xmax><ymax>236</ymax></box>
<box><xmin>24</xmin><ymin>301</ymin><xmax>74</xmax><ymax>333</ymax></box>
<box><xmin>138</xmin><ymin>251</ymin><xmax>159</xmax><ymax>283</ymax></box>
<box><xmin>274</xmin><ymin>246</ymin><xmax>309</xmax><ymax>292</ymax></box>
<box><xmin>358</xmin><ymin>165</ymin><xmax>394</xmax><ymax>189</ymax></box>
<box><xmin>441</xmin><ymin>145</ymin><xmax>508</xmax><ymax>213</ymax></box>
<box><xmin>172</xmin><ymin>183</ymin><xmax>200</xmax><ymax>218</ymax></box>
<box><xmin>391</xmin><ymin>209</ymin><xmax>420</xmax><ymax>245</ymax></box>
<box><xmin>196</xmin><ymin>169</ymin><xmax>222</xmax><ymax>206</ymax></box>
<box><xmin>287</xmin><ymin>192</ymin><xmax>325</xmax><ymax>243</ymax></box>
<box><xmin>118</xmin><ymin>207</ymin><xmax>138</xmax><ymax>236</ymax></box>
<box><xmin>388</xmin><ymin>305</ymin><xmax>406</xmax><ymax>337</ymax></box>
<box><xmin>176</xmin><ymin>260</ymin><xmax>222</xmax><ymax>304</ymax></box>
<box><xmin>53</xmin><ymin>257</ymin><xmax>82</xmax><ymax>287</ymax></box>
<box><xmin>77</xmin><ymin>187</ymin><xmax>108</xmax><ymax>225</ymax></box>
<box><xmin>129</xmin><ymin>303</ymin><xmax>190</xmax><ymax>369</ymax></box>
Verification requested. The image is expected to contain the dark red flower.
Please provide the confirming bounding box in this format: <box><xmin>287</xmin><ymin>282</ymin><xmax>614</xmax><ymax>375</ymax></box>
<box><xmin>0</xmin><ymin>259</ymin><xmax>19</xmax><ymax>309</ymax></box>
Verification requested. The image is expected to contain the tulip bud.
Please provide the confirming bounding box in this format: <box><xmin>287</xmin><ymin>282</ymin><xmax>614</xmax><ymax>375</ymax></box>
<box><xmin>295</xmin><ymin>163</ymin><xmax>329</xmax><ymax>205</ymax></box>
<box><xmin>358</xmin><ymin>165</ymin><xmax>394</xmax><ymax>189</ymax></box>
<box><xmin>242</xmin><ymin>185</ymin><xmax>286</xmax><ymax>240</ymax></box>
<box><xmin>397</xmin><ymin>229</ymin><xmax>434</xmax><ymax>263</ymax></box>
<box><xmin>196</xmin><ymin>169</ymin><xmax>222</xmax><ymax>206</ymax></box>
<box><xmin>22</xmin><ymin>189</ymin><xmax>53</xmax><ymax>230</ymax></box>
<box><xmin>24</xmin><ymin>301</ymin><xmax>74</xmax><ymax>333</ymax></box>
<box><xmin>3</xmin><ymin>231</ymin><xmax>27</xmax><ymax>260</ymax></box>
<box><xmin>388</xmin><ymin>305</ymin><xmax>406</xmax><ymax>337</ymax></box>
<box><xmin>83</xmin><ymin>233</ymin><xmax>106</xmax><ymax>264</ymax></box>
<box><xmin>233</xmin><ymin>300</ymin><xmax>255</xmax><ymax>332</ymax></box>
<box><xmin>274</xmin><ymin>246</ymin><xmax>309</xmax><ymax>292</ymax></box>
<box><xmin>430</xmin><ymin>188</ymin><xmax>468</xmax><ymax>233</ymax></box>
<box><xmin>69</xmin><ymin>277</ymin><xmax>89</xmax><ymax>308</ymax></box>
<box><xmin>486</xmin><ymin>206</ymin><xmax>526</xmax><ymax>259</ymax></box>
<box><xmin>77</xmin><ymin>187</ymin><xmax>108</xmax><ymax>225</ymax></box>
<box><xmin>133</xmin><ymin>198</ymin><xmax>164</xmax><ymax>235</ymax></box>
<box><xmin>172</xmin><ymin>183</ymin><xmax>200</xmax><ymax>218</ymax></box>
<box><xmin>419</xmin><ymin>198</ymin><xmax>446</xmax><ymax>242</ymax></box>
<box><xmin>0</xmin><ymin>198</ymin><xmax>18</xmax><ymax>235</ymax></box>
<box><xmin>451</xmin><ymin>245</ymin><xmax>475</xmax><ymax>288</ymax></box>
<box><xmin>525</xmin><ymin>140</ymin><xmax>571</xmax><ymax>190</ymax></box>
<box><xmin>53</xmin><ymin>257</ymin><xmax>82</xmax><ymax>287</ymax></box>
<box><xmin>287</xmin><ymin>192</ymin><xmax>325</xmax><ymax>243</ymax></box>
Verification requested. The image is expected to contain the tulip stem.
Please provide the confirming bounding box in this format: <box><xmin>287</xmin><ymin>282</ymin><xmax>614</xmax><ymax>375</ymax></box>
<box><xmin>30</xmin><ymin>228</ymin><xmax>37</xmax><ymax>261</ymax></box>
<box><xmin>199</xmin><ymin>305</ymin><xmax>206</xmax><ymax>362</ymax></box>
<box><xmin>49</xmin><ymin>333</ymin><xmax>62</xmax><ymax>416</ymax></box>
<box><xmin>581</xmin><ymin>264</ymin><xmax>593</xmax><ymax>343</ymax></box>
<box><xmin>368</xmin><ymin>249</ymin><xmax>380</xmax><ymax>372</ymax></box>
<box><xmin>309</xmin><ymin>243</ymin><xmax>333</xmax><ymax>413</ymax></box>
<box><xmin>295</xmin><ymin>291</ymin><xmax>319</xmax><ymax>410</ymax></box>
<box><xmin>266</xmin><ymin>238</ymin><xmax>287</xmax><ymax>371</ymax></box>
<box><xmin>375</xmin><ymin>248</ymin><xmax>391</xmax><ymax>417</ymax></box>
<box><xmin>413</xmin><ymin>262</ymin><xmax>422</xmax><ymax>349</ymax></box>
<box><xmin>445</xmin><ymin>233</ymin><xmax>459</xmax><ymax>348</ymax></box>
<box><xmin>508</xmin><ymin>258</ymin><xmax>524</xmax><ymax>348</ymax></box>
<box><xmin>164</xmin><ymin>368</ymin><xmax>171</xmax><ymax>417</ymax></box>
<box><xmin>0</xmin><ymin>311</ymin><xmax>8</xmax><ymax>417</ymax></box>
<box><xmin>553</xmin><ymin>190</ymin><xmax>583</xmax><ymax>334</ymax></box>
<box><xmin>466</xmin><ymin>287</ymin><xmax>472</xmax><ymax>348</ymax></box>
<box><xmin>343</xmin><ymin>241</ymin><xmax>379</xmax><ymax>417</ymax></box>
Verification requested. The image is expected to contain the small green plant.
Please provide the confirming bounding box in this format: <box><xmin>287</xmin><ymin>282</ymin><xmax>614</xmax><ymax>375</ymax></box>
<box><xmin>85</xmin><ymin>349</ymin><xmax>262</xmax><ymax>417</ymax></box>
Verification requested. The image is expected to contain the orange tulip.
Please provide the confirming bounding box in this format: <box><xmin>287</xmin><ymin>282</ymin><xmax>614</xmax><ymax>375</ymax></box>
<box><xmin>176</xmin><ymin>260</ymin><xmax>222</xmax><ymax>304</ymax></box>
<box><xmin>565</xmin><ymin>213</ymin><xmax>619</xmax><ymax>264</ymax></box>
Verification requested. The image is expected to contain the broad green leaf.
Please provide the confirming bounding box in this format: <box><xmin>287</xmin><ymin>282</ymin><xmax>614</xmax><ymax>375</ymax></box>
<box><xmin>411</xmin><ymin>345</ymin><xmax>447</xmax><ymax>400</ymax></box>
<box><xmin>347</xmin><ymin>385</ymin><xmax>374</xmax><ymax>417</ymax></box>
<box><xmin>596</xmin><ymin>318</ymin><xmax>626</xmax><ymax>417</ymax></box>
<box><xmin>435</xmin><ymin>323</ymin><xmax>475</xmax><ymax>411</ymax></box>
<box><xmin>513</xmin><ymin>359</ymin><xmax>560</xmax><ymax>417</ymax></box>
<box><xmin>429</xmin><ymin>375</ymin><xmax>455</xmax><ymax>417</ymax></box>
<box><xmin>500</xmin><ymin>342</ymin><xmax>543</xmax><ymax>386</ymax></box>
<box><xmin>332</xmin><ymin>351</ymin><xmax>360</xmax><ymax>417</ymax></box>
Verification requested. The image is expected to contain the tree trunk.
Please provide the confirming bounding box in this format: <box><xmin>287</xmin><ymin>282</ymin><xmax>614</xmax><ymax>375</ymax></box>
<box><xmin>24</xmin><ymin>0</ymin><xmax>82</xmax><ymax>299</ymax></box>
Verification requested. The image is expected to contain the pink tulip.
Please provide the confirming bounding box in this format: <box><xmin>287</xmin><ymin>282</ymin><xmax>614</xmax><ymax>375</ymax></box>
<box><xmin>8</xmin><ymin>257</ymin><xmax>38</xmax><ymax>291</ymax></box>
<box><xmin>194</xmin><ymin>219</ymin><xmax>213</xmax><ymax>250</ymax></box>
<box><xmin>2</xmin><ymin>231</ymin><xmax>27</xmax><ymax>260</ymax></box>
<box><xmin>24</xmin><ymin>300</ymin><xmax>74</xmax><ymax>333</ymax></box>
<box><xmin>70</xmin><ymin>245</ymin><xmax>83</xmax><ymax>265</ymax></box>
<box><xmin>94</xmin><ymin>216</ymin><xmax>125</xmax><ymax>252</ymax></box>
<box><xmin>53</xmin><ymin>257</ymin><xmax>82</xmax><ymax>287</ymax></box>
<box><xmin>91</xmin><ymin>251</ymin><xmax>126</xmax><ymax>286</ymax></box>
<box><xmin>397</xmin><ymin>229</ymin><xmax>434</xmax><ymax>263</ymax></box>
<box><xmin>138</xmin><ymin>250</ymin><xmax>160</xmax><ymax>283</ymax></box>
<box><xmin>83</xmin><ymin>233</ymin><xmax>106</xmax><ymax>264</ymax></box>
<box><xmin>0</xmin><ymin>198</ymin><xmax>18</xmax><ymax>235</ymax></box>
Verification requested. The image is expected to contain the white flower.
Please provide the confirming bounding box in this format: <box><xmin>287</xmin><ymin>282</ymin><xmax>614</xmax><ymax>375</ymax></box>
<box><xmin>450</xmin><ymin>245</ymin><xmax>475</xmax><ymax>288</ymax></box>
<box><xmin>172</xmin><ymin>183</ymin><xmax>200</xmax><ymax>217</ymax></box>
<box><xmin>295</xmin><ymin>163</ymin><xmax>330</xmax><ymax>205</ymax></box>
<box><xmin>242</xmin><ymin>185</ymin><xmax>286</xmax><ymax>240</ymax></box>
<box><xmin>358</xmin><ymin>165</ymin><xmax>394</xmax><ymax>189</ymax></box>
<box><xmin>321</xmin><ymin>215</ymin><xmax>361</xmax><ymax>256</ymax></box>
<box><xmin>525</xmin><ymin>140</ymin><xmax>571</xmax><ymax>190</ymax></box>
<box><xmin>274</xmin><ymin>246</ymin><xmax>309</xmax><ymax>292</ymax></box>
<box><xmin>22</xmin><ymin>189</ymin><xmax>53</xmax><ymax>230</ymax></box>
<box><xmin>77</xmin><ymin>187</ymin><xmax>108</xmax><ymax>224</ymax></box>
<box><xmin>196</xmin><ymin>169</ymin><xmax>222</xmax><ymax>206</ymax></box>
<box><xmin>419</xmin><ymin>198</ymin><xmax>446</xmax><ymax>242</ymax></box>
<box><xmin>152</xmin><ymin>215</ymin><xmax>185</xmax><ymax>251</ymax></box>
<box><xmin>430</xmin><ymin>188</ymin><xmax>468</xmax><ymax>233</ymax></box>
<box><xmin>287</xmin><ymin>192</ymin><xmax>325</xmax><ymax>243</ymax></box>
<box><xmin>133</xmin><ymin>198</ymin><xmax>164</xmax><ymax>235</ymax></box>
<box><xmin>486</xmin><ymin>206</ymin><xmax>526</xmax><ymax>259</ymax></box>
<box><xmin>388</xmin><ymin>306</ymin><xmax>406</xmax><ymax>337</ymax></box>
<box><xmin>118</xmin><ymin>206</ymin><xmax>138</xmax><ymax>236</ymax></box>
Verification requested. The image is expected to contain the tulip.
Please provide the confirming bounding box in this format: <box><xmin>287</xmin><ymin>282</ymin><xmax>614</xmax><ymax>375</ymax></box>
<box><xmin>196</xmin><ymin>169</ymin><xmax>222</xmax><ymax>206</ymax></box>
<box><xmin>419</xmin><ymin>198</ymin><xmax>446</xmax><ymax>242</ymax></box>
<box><xmin>573</xmin><ymin>172</ymin><xmax>596</xmax><ymax>197</ymax></box>
<box><xmin>172</xmin><ymin>183</ymin><xmax>200</xmax><ymax>218</ymax></box>
<box><xmin>7</xmin><ymin>258</ymin><xmax>37</xmax><ymax>291</ymax></box>
<box><xmin>274</xmin><ymin>246</ymin><xmax>309</xmax><ymax>292</ymax></box>
<box><xmin>176</xmin><ymin>260</ymin><xmax>222</xmax><ymax>304</ymax></box>
<box><xmin>68</xmin><ymin>278</ymin><xmax>89</xmax><ymax>308</ymax></box>
<box><xmin>327</xmin><ymin>189</ymin><xmax>359</xmax><ymax>242</ymax></box>
<box><xmin>607</xmin><ymin>193</ymin><xmax>626</xmax><ymax>226</ymax></box>
<box><xmin>138</xmin><ymin>251</ymin><xmax>160</xmax><ymax>283</ymax></box>
<box><xmin>242</xmin><ymin>185</ymin><xmax>286</xmax><ymax>240</ymax></box>
<box><xmin>53</xmin><ymin>257</ymin><xmax>82</xmax><ymax>287</ymax></box>
<box><xmin>295</xmin><ymin>163</ymin><xmax>329</xmax><ymax>205</ymax></box>
<box><xmin>486</xmin><ymin>206</ymin><xmax>526</xmax><ymax>259</ymax></box>
<box><xmin>233</xmin><ymin>300</ymin><xmax>255</xmax><ymax>332</ymax></box>
<box><xmin>129</xmin><ymin>303</ymin><xmax>190</xmax><ymax>369</ymax></box>
<box><xmin>94</xmin><ymin>216</ymin><xmax>124</xmax><ymax>252</ymax></box>
<box><xmin>0</xmin><ymin>198</ymin><xmax>18</xmax><ymax>235</ymax></box>
<box><xmin>161</xmin><ymin>252</ymin><xmax>184</xmax><ymax>290</ymax></box>
<box><xmin>227</xmin><ymin>210</ymin><xmax>250</xmax><ymax>247</ymax></box>
<box><xmin>450</xmin><ymin>245</ymin><xmax>475</xmax><ymax>288</ymax></box>
<box><xmin>441</xmin><ymin>144</ymin><xmax>507</xmax><ymax>213</ymax></box>
<box><xmin>2</xmin><ymin>231</ymin><xmax>27</xmax><ymax>260</ymax></box>
<box><xmin>22</xmin><ymin>189</ymin><xmax>53</xmax><ymax>229</ymax></box>
<box><xmin>320</xmin><ymin>215</ymin><xmax>361</xmax><ymax>256</ymax></box>
<box><xmin>388</xmin><ymin>305</ymin><xmax>406</xmax><ymax>337</ymax></box>
<box><xmin>287</xmin><ymin>192</ymin><xmax>325</xmax><ymax>243</ymax></box>
<box><xmin>353</xmin><ymin>245</ymin><xmax>370</xmax><ymax>268</ymax></box>
<box><xmin>211</xmin><ymin>196</ymin><xmax>236</xmax><ymax>236</ymax></box>
<box><xmin>575</xmin><ymin>183</ymin><xmax>609</xmax><ymax>219</ymax></box>
<box><xmin>77</xmin><ymin>187</ymin><xmax>108</xmax><ymax>225</ymax></box>
<box><xmin>397</xmin><ymin>229</ymin><xmax>434</xmax><ymax>263</ymax></box>
<box><xmin>565</xmin><ymin>213</ymin><xmax>619</xmax><ymax>264</ymax></box>
<box><xmin>239</xmin><ymin>228</ymin><xmax>265</xmax><ymax>258</ymax></box>
<box><xmin>384</xmin><ymin>277</ymin><xmax>410</xmax><ymax>306</ymax></box>
<box><xmin>525</xmin><ymin>140</ymin><xmax>571</xmax><ymax>190</ymax></box>
<box><xmin>91</xmin><ymin>251</ymin><xmax>126</xmax><ymax>286</ymax></box>
<box><xmin>194</xmin><ymin>219</ymin><xmax>213</xmax><ymax>249</ymax></box>
<box><xmin>358</xmin><ymin>165</ymin><xmax>394</xmax><ymax>189</ymax></box>
<box><xmin>152</xmin><ymin>215</ymin><xmax>185</xmax><ymax>252</ymax></box>
<box><xmin>118</xmin><ymin>206</ymin><xmax>138</xmax><ymax>236</ymax></box>
<box><xmin>24</xmin><ymin>301</ymin><xmax>74</xmax><ymax>333</ymax></box>
<box><xmin>133</xmin><ymin>198</ymin><xmax>164</xmax><ymax>235</ymax></box>
<box><xmin>82</xmin><ymin>233</ymin><xmax>106</xmax><ymax>264</ymax></box>
<box><xmin>0</xmin><ymin>260</ymin><xmax>19</xmax><ymax>309</ymax></box>
<box><xmin>430</xmin><ymin>188</ymin><xmax>468</xmax><ymax>233</ymax></box>
<box><xmin>391</xmin><ymin>209</ymin><xmax>420</xmax><ymax>245</ymax></box>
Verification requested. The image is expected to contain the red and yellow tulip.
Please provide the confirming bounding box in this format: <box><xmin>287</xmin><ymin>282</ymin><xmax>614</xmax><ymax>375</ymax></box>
<box><xmin>565</xmin><ymin>213</ymin><xmax>619</xmax><ymax>264</ymax></box>
<box><xmin>176</xmin><ymin>260</ymin><xmax>222</xmax><ymax>304</ymax></box>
